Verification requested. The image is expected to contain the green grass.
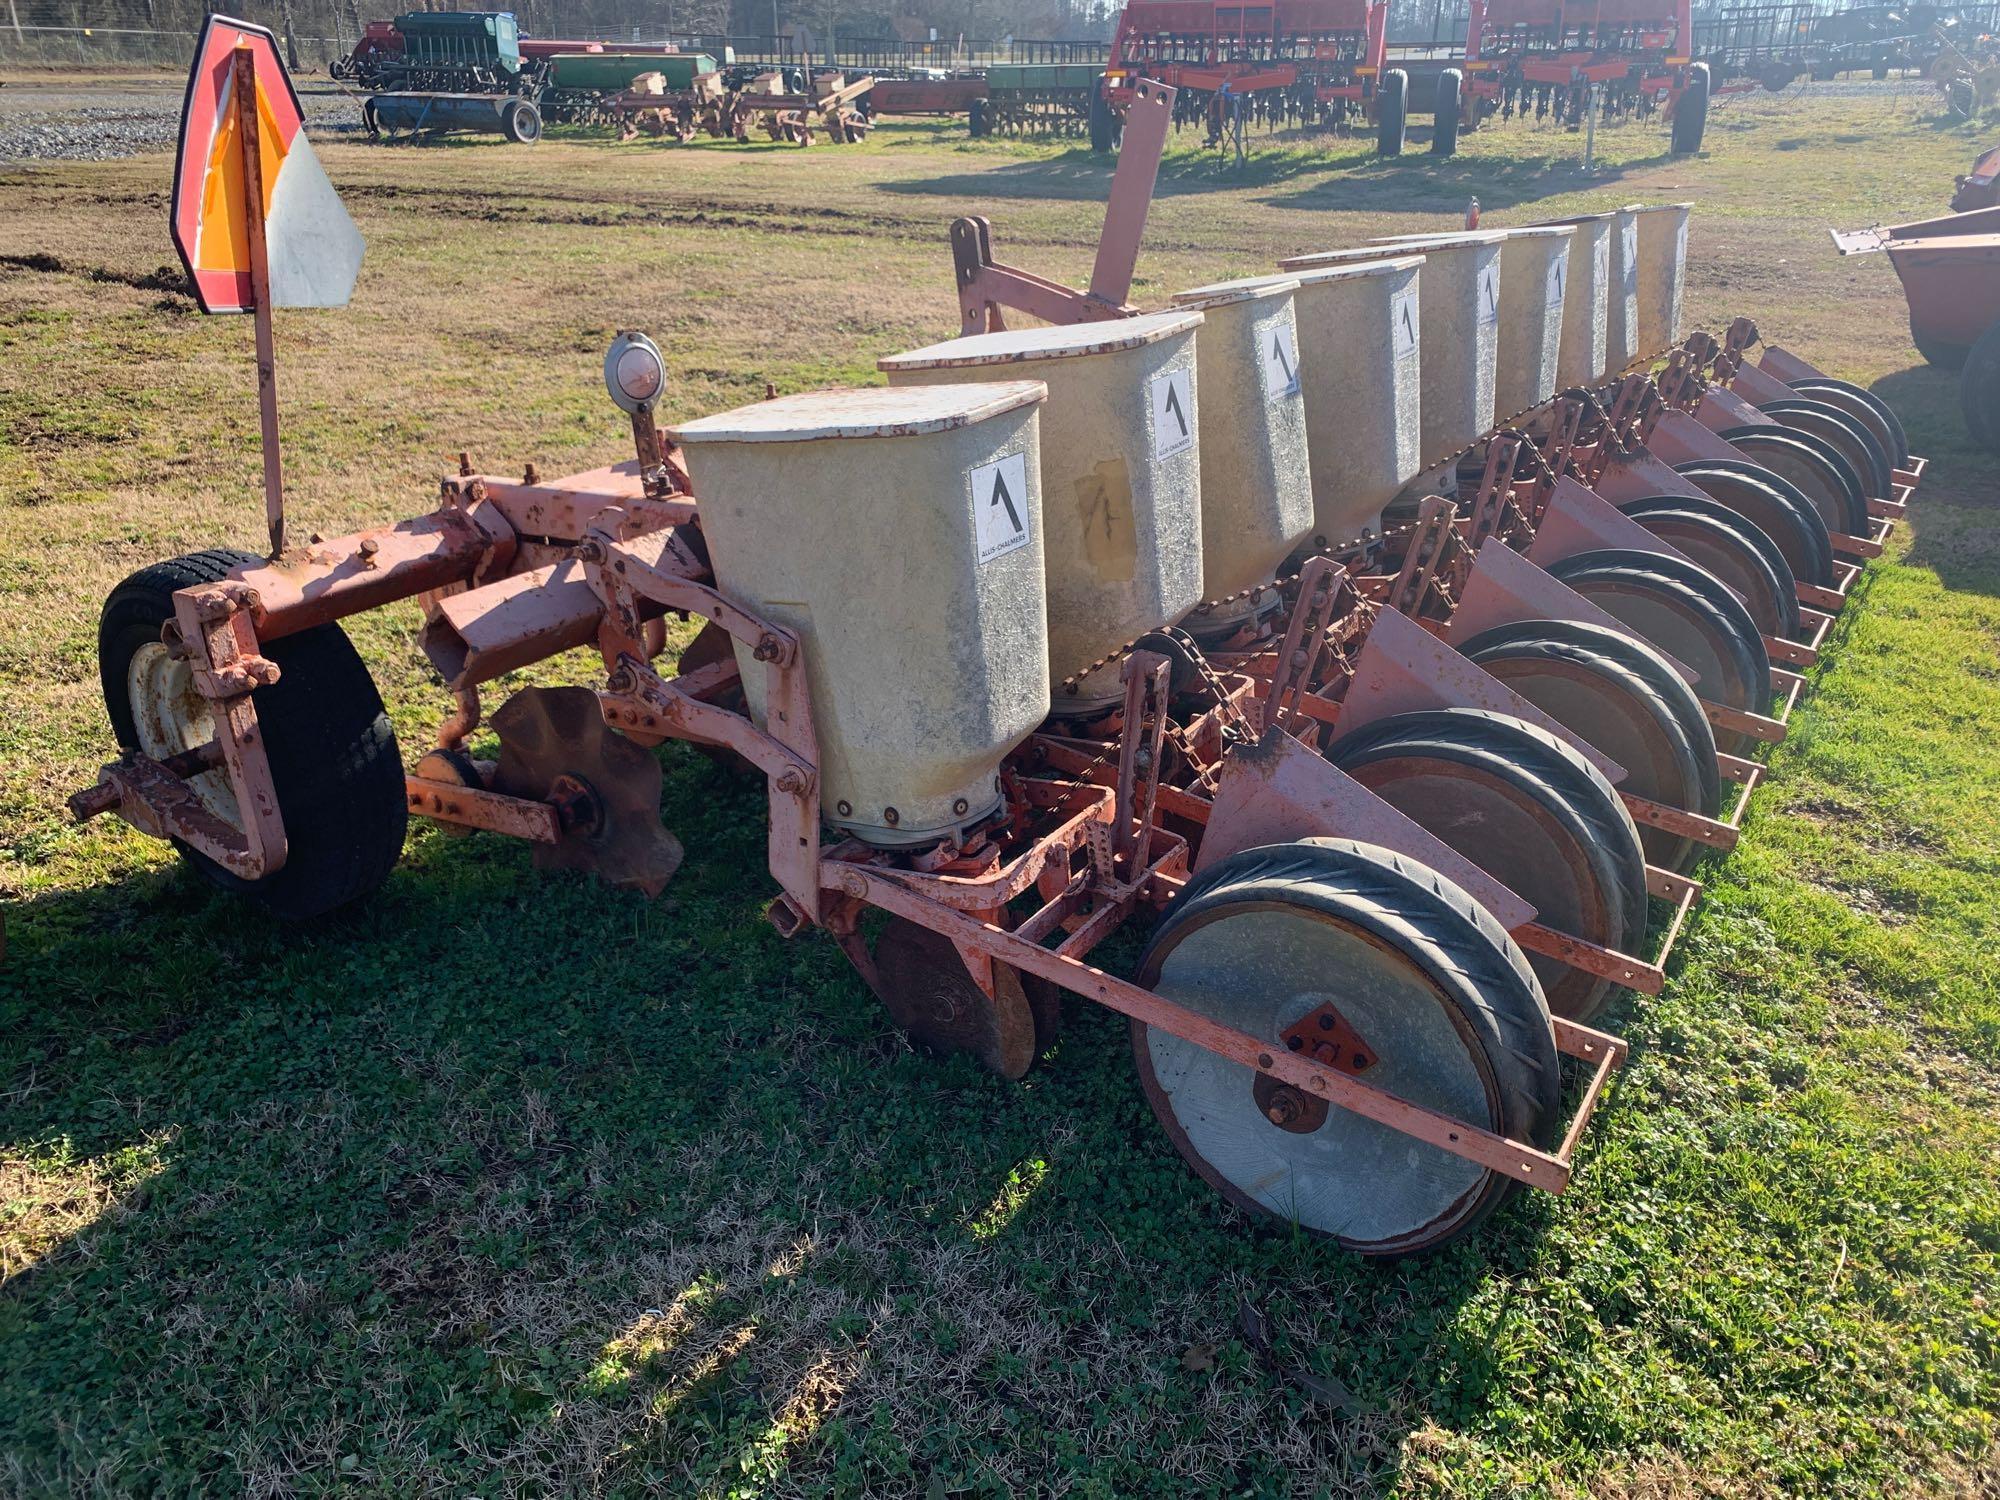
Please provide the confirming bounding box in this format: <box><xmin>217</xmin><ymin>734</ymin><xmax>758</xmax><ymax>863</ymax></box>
<box><xmin>2</xmin><ymin>82</ymin><xmax>1999</xmax><ymax>1496</ymax></box>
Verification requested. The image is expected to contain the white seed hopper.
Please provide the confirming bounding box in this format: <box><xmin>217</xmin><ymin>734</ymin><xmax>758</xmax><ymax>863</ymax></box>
<box><xmin>1283</xmin><ymin>235</ymin><xmax>1504</xmax><ymax>468</ymax></box>
<box><xmin>1627</xmin><ymin>202</ymin><xmax>1692</xmax><ymax>363</ymax></box>
<box><xmin>1530</xmin><ymin>210</ymin><xmax>1616</xmax><ymax>386</ymax></box>
<box><xmin>1168</xmin><ymin>276</ymin><xmax>1315</xmax><ymax>635</ymax></box>
<box><xmin>671</xmin><ymin>381</ymin><xmax>1051</xmax><ymax>848</ymax></box>
<box><xmin>880</xmin><ymin>310</ymin><xmax>1205</xmax><ymax>710</ymax></box>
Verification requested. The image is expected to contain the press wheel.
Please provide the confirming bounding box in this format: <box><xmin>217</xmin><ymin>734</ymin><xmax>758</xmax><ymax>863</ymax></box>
<box><xmin>872</xmin><ymin>916</ymin><xmax>1052</xmax><ymax>1080</ymax></box>
<box><xmin>1324</xmin><ymin>709</ymin><xmax>1645</xmax><ymax>1023</ymax></box>
<box><xmin>1133</xmin><ymin>838</ymin><xmax>1558</xmax><ymax>1258</ymax></box>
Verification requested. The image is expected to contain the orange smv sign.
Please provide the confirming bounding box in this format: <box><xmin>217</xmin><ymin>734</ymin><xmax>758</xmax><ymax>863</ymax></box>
<box><xmin>170</xmin><ymin>15</ymin><xmax>362</xmax><ymax>316</ymax></box>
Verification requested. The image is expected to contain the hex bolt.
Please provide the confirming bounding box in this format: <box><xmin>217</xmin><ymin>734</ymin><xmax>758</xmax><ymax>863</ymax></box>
<box><xmin>752</xmin><ymin>634</ymin><xmax>781</xmax><ymax>662</ymax></box>
<box><xmin>357</xmin><ymin>537</ymin><xmax>380</xmax><ymax>569</ymax></box>
<box><xmin>1264</xmin><ymin>1089</ymin><xmax>1303</xmax><ymax>1128</ymax></box>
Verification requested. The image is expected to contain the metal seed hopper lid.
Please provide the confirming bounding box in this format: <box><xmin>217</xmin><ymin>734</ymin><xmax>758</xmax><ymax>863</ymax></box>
<box><xmin>1282</xmin><ymin>235</ymin><xmax>1505</xmax><ymax>271</ymax></box>
<box><xmin>1170</xmin><ymin>275</ymin><xmax>1299</xmax><ymax>310</ymax></box>
<box><xmin>1369</xmin><ymin>225</ymin><xmax>1573</xmax><ymax>244</ymax></box>
<box><xmin>667</xmin><ymin>380</ymin><xmax>1047</xmax><ymax>444</ymax></box>
<box><xmin>1204</xmin><ymin>262</ymin><xmax>1424</xmax><ymax>295</ymax></box>
<box><xmin>1622</xmin><ymin>201</ymin><xmax>1696</xmax><ymax>215</ymax></box>
<box><xmin>1533</xmin><ymin>210</ymin><xmax>1621</xmax><ymax>225</ymax></box>
<box><xmin>878</xmin><ymin>308</ymin><xmax>1203</xmax><ymax>372</ymax></box>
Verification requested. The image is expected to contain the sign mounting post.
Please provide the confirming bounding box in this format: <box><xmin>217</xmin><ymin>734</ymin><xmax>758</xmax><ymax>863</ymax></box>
<box><xmin>232</xmin><ymin>41</ymin><xmax>286</xmax><ymax>557</ymax></box>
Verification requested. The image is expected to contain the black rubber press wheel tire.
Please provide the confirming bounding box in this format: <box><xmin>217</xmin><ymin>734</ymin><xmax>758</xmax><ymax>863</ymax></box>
<box><xmin>1713</xmin><ymin>424</ymin><xmax>1868</xmax><ymax>537</ymax></box>
<box><xmin>1754</xmin><ymin>398</ymin><xmax>1893</xmax><ymax>502</ymax></box>
<box><xmin>1433</xmin><ymin>68</ymin><xmax>1463</xmax><ymax>156</ymax></box>
<box><xmin>1326</xmin><ymin>708</ymin><xmax>1647</xmax><ymax>1023</ymax></box>
<box><xmin>99</xmin><ymin>550</ymin><xmax>407</xmax><ymax>919</ymax></box>
<box><xmin>1458</xmin><ymin>624</ymin><xmax>1712</xmax><ymax>870</ymax></box>
<box><xmin>1671</xmin><ymin>460</ymin><xmax>1836</xmax><ymax>587</ymax></box>
<box><xmin>1784</xmin><ymin>377</ymin><xmax>1910</xmax><ymax>470</ymax></box>
<box><xmin>1615</xmin><ymin>497</ymin><xmax>1802</xmax><ymax>641</ymax></box>
<box><xmin>1545</xmin><ymin>549</ymin><xmax>1772</xmax><ymax>753</ymax></box>
<box><xmin>1959</xmin><ymin>319</ymin><xmax>2000</xmax><ymax>455</ymax></box>
<box><xmin>1133</xmin><ymin>836</ymin><xmax>1557</xmax><ymax>1258</ymax></box>
<box><xmin>1459</xmin><ymin>617</ymin><xmax>1720</xmax><ymax>817</ymax></box>
<box><xmin>1670</xmin><ymin>62</ymin><xmax>1710</xmax><ymax>156</ymax></box>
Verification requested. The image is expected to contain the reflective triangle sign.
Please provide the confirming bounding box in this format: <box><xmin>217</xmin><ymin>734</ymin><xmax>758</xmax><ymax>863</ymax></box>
<box><xmin>171</xmin><ymin>16</ymin><xmax>363</xmax><ymax>314</ymax></box>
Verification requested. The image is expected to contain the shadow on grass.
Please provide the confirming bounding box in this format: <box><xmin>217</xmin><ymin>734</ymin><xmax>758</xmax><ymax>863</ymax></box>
<box><xmin>0</xmin><ymin>743</ymin><xmax>1546</xmax><ymax>1489</ymax></box>
<box><xmin>876</xmin><ymin>132</ymin><xmax>1682</xmax><ymax>218</ymax></box>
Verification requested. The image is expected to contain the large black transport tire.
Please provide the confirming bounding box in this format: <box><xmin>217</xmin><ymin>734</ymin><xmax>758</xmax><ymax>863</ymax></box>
<box><xmin>1133</xmin><ymin>837</ymin><xmax>1559</xmax><ymax>1258</ymax></box>
<box><xmin>1959</xmin><ymin>319</ymin><xmax>2000</xmax><ymax>454</ymax></box>
<box><xmin>1671</xmin><ymin>459</ymin><xmax>1836</xmax><ymax>588</ymax></box>
<box><xmin>1614</xmin><ymin>496</ymin><xmax>1803</xmax><ymax>641</ymax></box>
<box><xmin>500</xmin><ymin>98</ymin><xmax>542</xmax><ymax>144</ymax></box>
<box><xmin>1785</xmin><ymin>376</ymin><xmax>1911</xmax><ymax>470</ymax></box>
<box><xmin>969</xmin><ymin>97</ymin><xmax>990</xmax><ymax>138</ymax></box>
<box><xmin>1377</xmin><ymin>68</ymin><xmax>1408</xmax><ymax>157</ymax></box>
<box><xmin>99</xmin><ymin>550</ymin><xmax>407</xmax><ymax>920</ymax></box>
<box><xmin>1325</xmin><ymin>707</ymin><xmax>1648</xmax><ymax>1024</ymax></box>
<box><xmin>1087</xmin><ymin>82</ymin><xmax>1116</xmax><ymax>153</ymax></box>
<box><xmin>1670</xmin><ymin>62</ymin><xmax>1710</xmax><ymax>156</ymax></box>
<box><xmin>1432</xmin><ymin>68</ymin><xmax>1462</xmax><ymax>157</ymax></box>
<box><xmin>1458</xmin><ymin>622</ymin><xmax>1715</xmax><ymax>871</ymax></box>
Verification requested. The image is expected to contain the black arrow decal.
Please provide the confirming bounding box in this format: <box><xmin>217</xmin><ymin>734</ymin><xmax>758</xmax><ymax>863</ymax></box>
<box><xmin>990</xmin><ymin>467</ymin><xmax>1022</xmax><ymax>532</ymax></box>
<box><xmin>1164</xmin><ymin>379</ymin><xmax>1188</xmax><ymax>437</ymax></box>
<box><xmin>1270</xmin><ymin>333</ymin><xmax>1294</xmax><ymax>386</ymax></box>
<box><xmin>1400</xmin><ymin>301</ymin><xmax>1416</xmax><ymax>346</ymax></box>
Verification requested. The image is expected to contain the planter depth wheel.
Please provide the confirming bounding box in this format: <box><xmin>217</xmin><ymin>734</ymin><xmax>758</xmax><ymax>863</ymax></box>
<box><xmin>1133</xmin><ymin>838</ymin><xmax>1558</xmax><ymax>1258</ymax></box>
<box><xmin>1671</xmin><ymin>460</ymin><xmax>1836</xmax><ymax>587</ymax></box>
<box><xmin>1713</xmin><ymin>425</ymin><xmax>1868</xmax><ymax>537</ymax></box>
<box><xmin>1545</xmin><ymin>549</ymin><xmax>1772</xmax><ymax>754</ymax></box>
<box><xmin>1325</xmin><ymin>708</ymin><xmax>1647</xmax><ymax>1024</ymax></box>
<box><xmin>1614</xmin><ymin>498</ymin><xmax>1802</xmax><ymax>641</ymax></box>
<box><xmin>1458</xmin><ymin>622</ymin><xmax>1715</xmax><ymax>870</ymax></box>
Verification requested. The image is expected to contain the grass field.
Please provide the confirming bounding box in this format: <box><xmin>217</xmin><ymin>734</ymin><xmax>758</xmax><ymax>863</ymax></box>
<box><xmin>3</xmin><ymin>80</ymin><xmax>1999</xmax><ymax>1497</ymax></box>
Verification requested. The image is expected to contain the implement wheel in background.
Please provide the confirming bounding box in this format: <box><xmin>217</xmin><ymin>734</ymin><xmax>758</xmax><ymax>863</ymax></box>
<box><xmin>1433</xmin><ymin>68</ymin><xmax>1462</xmax><ymax>156</ymax></box>
<box><xmin>1958</xmin><ymin>319</ymin><xmax>2000</xmax><ymax>454</ymax></box>
<box><xmin>98</xmin><ymin>550</ymin><xmax>407</xmax><ymax>919</ymax></box>
<box><xmin>1670</xmin><ymin>62</ymin><xmax>1709</xmax><ymax>156</ymax></box>
<box><xmin>501</xmin><ymin>98</ymin><xmax>542</xmax><ymax>144</ymax></box>
<box><xmin>1133</xmin><ymin>838</ymin><xmax>1559</xmax><ymax>1258</ymax></box>
<box><xmin>1377</xmin><ymin>68</ymin><xmax>1408</xmax><ymax>156</ymax></box>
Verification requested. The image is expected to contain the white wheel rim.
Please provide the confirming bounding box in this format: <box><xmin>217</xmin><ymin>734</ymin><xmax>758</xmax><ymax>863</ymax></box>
<box><xmin>125</xmin><ymin>641</ymin><xmax>240</xmax><ymax>824</ymax></box>
<box><xmin>1144</xmin><ymin>903</ymin><xmax>1496</xmax><ymax>1248</ymax></box>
